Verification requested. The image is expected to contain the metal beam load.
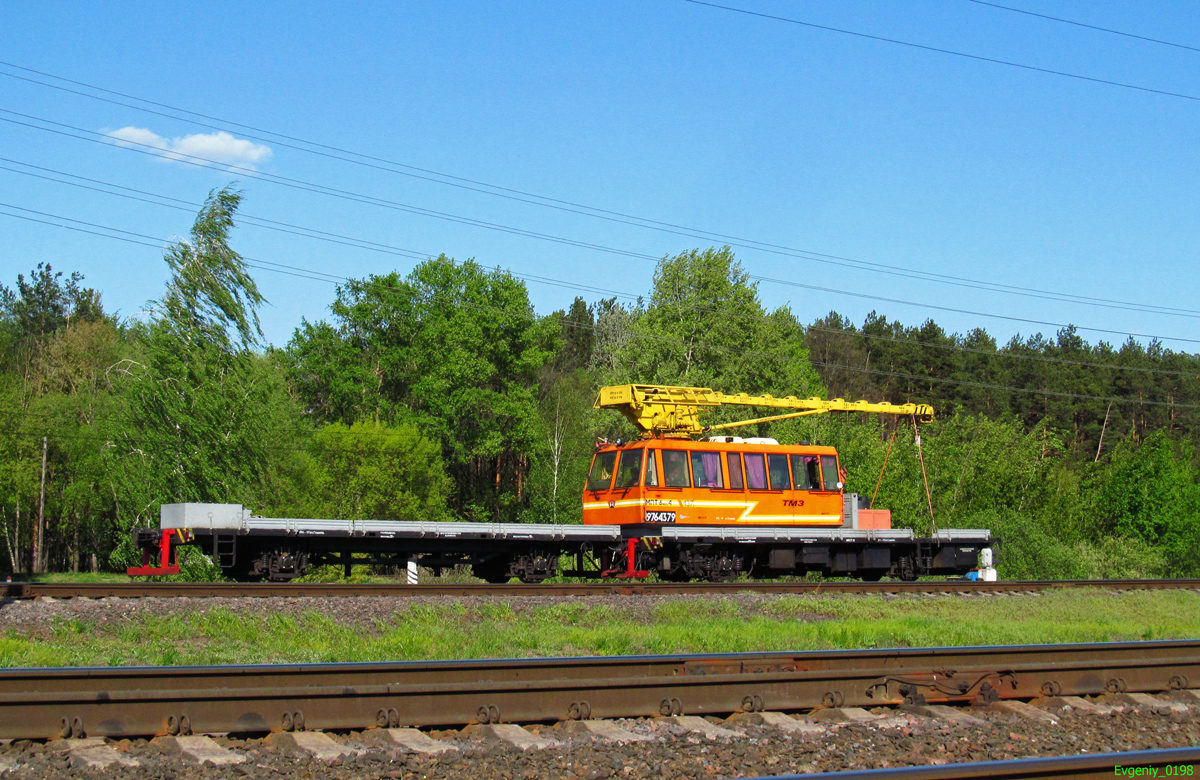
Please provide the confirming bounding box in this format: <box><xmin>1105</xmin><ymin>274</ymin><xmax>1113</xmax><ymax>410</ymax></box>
<box><xmin>595</xmin><ymin>384</ymin><xmax>935</xmax><ymax>436</ymax></box>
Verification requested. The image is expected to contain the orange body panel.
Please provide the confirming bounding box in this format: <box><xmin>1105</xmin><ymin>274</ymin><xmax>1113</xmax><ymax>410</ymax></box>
<box><xmin>857</xmin><ymin>509</ymin><xmax>892</xmax><ymax>530</ymax></box>
<box><xmin>583</xmin><ymin>439</ymin><xmax>844</xmax><ymax>528</ymax></box>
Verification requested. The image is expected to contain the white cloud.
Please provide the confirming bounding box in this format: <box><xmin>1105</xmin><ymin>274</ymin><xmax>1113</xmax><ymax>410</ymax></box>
<box><xmin>106</xmin><ymin>127</ymin><xmax>273</xmax><ymax>170</ymax></box>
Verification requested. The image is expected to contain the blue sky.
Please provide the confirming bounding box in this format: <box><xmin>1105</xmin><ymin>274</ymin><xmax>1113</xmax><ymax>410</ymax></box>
<box><xmin>1</xmin><ymin>1</ymin><xmax>1198</xmax><ymax>351</ymax></box>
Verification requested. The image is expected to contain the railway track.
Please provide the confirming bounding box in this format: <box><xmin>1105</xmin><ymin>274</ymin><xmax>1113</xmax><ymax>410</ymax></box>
<box><xmin>5</xmin><ymin>577</ymin><xmax>1200</xmax><ymax>600</ymax></box>
<box><xmin>1</xmin><ymin>641</ymin><xmax>1198</xmax><ymax>778</ymax></box>
<box><xmin>751</xmin><ymin>749</ymin><xmax>1200</xmax><ymax>779</ymax></box>
<box><xmin>2</xmin><ymin>639</ymin><xmax>1198</xmax><ymax>739</ymax></box>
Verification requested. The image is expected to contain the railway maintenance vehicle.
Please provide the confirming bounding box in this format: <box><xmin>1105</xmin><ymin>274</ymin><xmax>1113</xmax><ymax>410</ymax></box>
<box><xmin>128</xmin><ymin>384</ymin><xmax>994</xmax><ymax>583</ymax></box>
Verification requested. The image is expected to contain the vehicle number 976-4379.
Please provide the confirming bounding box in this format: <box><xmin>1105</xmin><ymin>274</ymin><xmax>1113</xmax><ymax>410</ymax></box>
<box><xmin>644</xmin><ymin>511</ymin><xmax>677</xmax><ymax>523</ymax></box>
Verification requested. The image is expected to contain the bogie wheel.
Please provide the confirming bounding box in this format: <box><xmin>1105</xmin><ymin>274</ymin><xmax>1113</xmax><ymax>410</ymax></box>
<box><xmin>705</xmin><ymin>564</ymin><xmax>736</xmax><ymax>582</ymax></box>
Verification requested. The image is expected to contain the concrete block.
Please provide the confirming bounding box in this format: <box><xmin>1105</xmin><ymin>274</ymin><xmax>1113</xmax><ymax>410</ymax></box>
<box><xmin>804</xmin><ymin>707</ymin><xmax>881</xmax><ymax>724</ymax></box>
<box><xmin>557</xmin><ymin>720</ymin><xmax>653</xmax><ymax>742</ymax></box>
<box><xmin>48</xmin><ymin>737</ymin><xmax>107</xmax><ymax>752</ymax></box>
<box><xmin>1166</xmin><ymin>690</ymin><xmax>1200</xmax><ymax>705</ymax></box>
<box><xmin>1106</xmin><ymin>693</ymin><xmax>1189</xmax><ymax>714</ymax></box>
<box><xmin>461</xmin><ymin>724</ymin><xmax>558</xmax><ymax>751</ymax></box>
<box><xmin>362</xmin><ymin>728</ymin><xmax>457</xmax><ymax>754</ymax></box>
<box><xmin>870</xmin><ymin>715</ymin><xmax>913</xmax><ymax>730</ymax></box>
<box><xmin>663</xmin><ymin>715</ymin><xmax>740</xmax><ymax>739</ymax></box>
<box><xmin>266</xmin><ymin>732</ymin><xmax>354</xmax><ymax>761</ymax></box>
<box><xmin>1029</xmin><ymin>696</ymin><xmax>1115</xmax><ymax>716</ymax></box>
<box><xmin>901</xmin><ymin>704</ymin><xmax>989</xmax><ymax>728</ymax></box>
<box><xmin>69</xmin><ymin>744</ymin><xmax>140</xmax><ymax>769</ymax></box>
<box><xmin>986</xmin><ymin>701</ymin><xmax>1059</xmax><ymax>724</ymax></box>
<box><xmin>153</xmin><ymin>735</ymin><xmax>246</xmax><ymax>765</ymax></box>
<box><xmin>726</xmin><ymin>711</ymin><xmax>826</xmax><ymax>734</ymax></box>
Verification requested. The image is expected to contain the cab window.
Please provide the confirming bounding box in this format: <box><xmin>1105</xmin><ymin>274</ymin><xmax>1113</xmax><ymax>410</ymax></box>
<box><xmin>768</xmin><ymin>454</ymin><xmax>790</xmax><ymax>490</ymax></box>
<box><xmin>820</xmin><ymin>455</ymin><xmax>841</xmax><ymax>492</ymax></box>
<box><xmin>662</xmin><ymin>450</ymin><xmax>690</xmax><ymax>487</ymax></box>
<box><xmin>645</xmin><ymin>450</ymin><xmax>660</xmax><ymax>487</ymax></box>
<box><xmin>690</xmin><ymin>451</ymin><xmax>724</xmax><ymax>488</ymax></box>
<box><xmin>744</xmin><ymin>453</ymin><xmax>768</xmax><ymax>490</ymax></box>
<box><xmin>614</xmin><ymin>449</ymin><xmax>644</xmax><ymax>489</ymax></box>
<box><xmin>790</xmin><ymin>454</ymin><xmax>819</xmax><ymax>490</ymax></box>
<box><xmin>726</xmin><ymin>452</ymin><xmax>744</xmax><ymax>490</ymax></box>
<box><xmin>586</xmin><ymin>451</ymin><xmax>617</xmax><ymax>491</ymax></box>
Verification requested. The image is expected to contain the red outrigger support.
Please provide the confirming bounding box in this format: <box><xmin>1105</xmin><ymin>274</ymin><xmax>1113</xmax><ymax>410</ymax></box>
<box><xmin>601</xmin><ymin>537</ymin><xmax>651</xmax><ymax>579</ymax></box>
<box><xmin>126</xmin><ymin>529</ymin><xmax>181</xmax><ymax>576</ymax></box>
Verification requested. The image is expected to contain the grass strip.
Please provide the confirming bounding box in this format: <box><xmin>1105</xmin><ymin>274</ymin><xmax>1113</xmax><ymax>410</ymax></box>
<box><xmin>1</xmin><ymin>589</ymin><xmax>1197</xmax><ymax>668</ymax></box>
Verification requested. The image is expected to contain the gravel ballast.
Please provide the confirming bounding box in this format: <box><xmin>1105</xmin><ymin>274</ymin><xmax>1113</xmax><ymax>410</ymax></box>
<box><xmin>1</xmin><ymin>697</ymin><xmax>1198</xmax><ymax>779</ymax></box>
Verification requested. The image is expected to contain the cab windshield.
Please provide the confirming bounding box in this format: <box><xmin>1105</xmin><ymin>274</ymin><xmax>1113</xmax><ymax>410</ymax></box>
<box><xmin>586</xmin><ymin>451</ymin><xmax>617</xmax><ymax>491</ymax></box>
<box><xmin>820</xmin><ymin>455</ymin><xmax>840</xmax><ymax>492</ymax></box>
<box><xmin>614</xmin><ymin>449</ymin><xmax>644</xmax><ymax>488</ymax></box>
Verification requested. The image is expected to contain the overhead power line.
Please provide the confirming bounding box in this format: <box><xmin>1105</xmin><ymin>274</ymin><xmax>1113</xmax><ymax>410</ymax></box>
<box><xmin>964</xmin><ymin>0</ymin><xmax>1200</xmax><ymax>54</ymax></box>
<box><xmin>0</xmin><ymin>205</ymin><xmax>344</xmax><ymax>285</ymax></box>
<box><xmin>7</xmin><ymin>334</ymin><xmax>1199</xmax><ymax>453</ymax></box>
<box><xmin>4</xmin><ymin>113</ymin><xmax>1200</xmax><ymax>348</ymax></box>
<box><xmin>2</xmin><ymin>61</ymin><xmax>1198</xmax><ymax>319</ymax></box>
<box><xmin>805</xmin><ymin>324</ymin><xmax>1200</xmax><ymax>378</ymax></box>
<box><xmin>5</xmin><ymin>201</ymin><xmax>1200</xmax><ymax>408</ymax></box>
<box><xmin>683</xmin><ymin>0</ymin><xmax>1200</xmax><ymax>103</ymax></box>
<box><xmin>7</xmin><ymin>161</ymin><xmax>1199</xmax><ymax>378</ymax></box>
<box><xmin>0</xmin><ymin>109</ymin><xmax>657</xmax><ymax>261</ymax></box>
<box><xmin>0</xmin><ymin>159</ymin><xmax>430</xmax><ymax>263</ymax></box>
<box><xmin>6</xmin><ymin>170</ymin><xmax>1200</xmax><ymax>355</ymax></box>
<box><xmin>5</xmin><ymin>170</ymin><xmax>1198</xmax><ymax>378</ymax></box>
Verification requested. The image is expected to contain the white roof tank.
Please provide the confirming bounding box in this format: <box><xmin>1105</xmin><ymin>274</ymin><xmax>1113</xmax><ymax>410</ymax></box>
<box><xmin>705</xmin><ymin>436</ymin><xmax>780</xmax><ymax>445</ymax></box>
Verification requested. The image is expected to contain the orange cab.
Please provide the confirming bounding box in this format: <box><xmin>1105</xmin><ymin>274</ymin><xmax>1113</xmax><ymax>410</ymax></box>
<box><xmin>582</xmin><ymin>437</ymin><xmax>845</xmax><ymax>528</ymax></box>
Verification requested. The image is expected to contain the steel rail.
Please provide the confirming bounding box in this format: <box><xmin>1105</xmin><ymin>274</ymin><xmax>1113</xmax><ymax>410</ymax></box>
<box><xmin>1</xmin><ymin>640</ymin><xmax>1197</xmax><ymax>739</ymax></box>
<box><xmin>749</xmin><ymin>747</ymin><xmax>1200</xmax><ymax>779</ymax></box>
<box><xmin>4</xmin><ymin>578</ymin><xmax>1200</xmax><ymax>600</ymax></box>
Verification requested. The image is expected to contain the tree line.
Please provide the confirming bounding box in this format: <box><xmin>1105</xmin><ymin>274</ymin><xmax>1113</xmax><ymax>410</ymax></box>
<box><xmin>1</xmin><ymin>187</ymin><xmax>1196</xmax><ymax>577</ymax></box>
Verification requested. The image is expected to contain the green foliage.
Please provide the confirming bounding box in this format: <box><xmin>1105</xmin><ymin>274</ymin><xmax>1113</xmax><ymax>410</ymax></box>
<box><xmin>950</xmin><ymin>510</ymin><xmax>1079</xmax><ymax>580</ymax></box>
<box><xmin>592</xmin><ymin>247</ymin><xmax>825</xmax><ymax>438</ymax></box>
<box><xmin>1072</xmin><ymin>536</ymin><xmax>1168</xmax><ymax>580</ymax></box>
<box><xmin>806</xmin><ymin>313</ymin><xmax>1200</xmax><ymax>458</ymax></box>
<box><xmin>1</xmin><ymin>222</ymin><xmax>1198</xmax><ymax>585</ymax></box>
<box><xmin>107</xmin><ymin>535</ymin><xmax>225</xmax><ymax>582</ymax></box>
<box><xmin>159</xmin><ymin>186</ymin><xmax>264</xmax><ymax>350</ymax></box>
<box><xmin>605</xmin><ymin>247</ymin><xmax>824</xmax><ymax>395</ymax></box>
<box><xmin>0</xmin><ymin>262</ymin><xmax>103</xmax><ymax>344</ymax></box>
<box><xmin>522</xmin><ymin>369</ymin><xmax>600</xmax><ymax>524</ymax></box>
<box><xmin>103</xmin><ymin>186</ymin><xmax>310</xmax><ymax>534</ymax></box>
<box><xmin>305</xmin><ymin>421</ymin><xmax>450</xmax><ymax>522</ymax></box>
<box><xmin>1093</xmin><ymin>431</ymin><xmax>1200</xmax><ymax>576</ymax></box>
<box><xmin>293</xmin><ymin>564</ymin><xmax>379</xmax><ymax>584</ymax></box>
<box><xmin>0</xmin><ymin>185</ymin><xmax>313</xmax><ymax>576</ymax></box>
<box><xmin>0</xmin><ymin>264</ymin><xmax>117</xmax><ymax>573</ymax></box>
<box><xmin>285</xmin><ymin>256</ymin><xmax>554</xmax><ymax>521</ymax></box>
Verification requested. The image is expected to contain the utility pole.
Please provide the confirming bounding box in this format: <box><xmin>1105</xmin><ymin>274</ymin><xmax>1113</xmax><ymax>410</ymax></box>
<box><xmin>36</xmin><ymin>436</ymin><xmax>47</xmax><ymax>574</ymax></box>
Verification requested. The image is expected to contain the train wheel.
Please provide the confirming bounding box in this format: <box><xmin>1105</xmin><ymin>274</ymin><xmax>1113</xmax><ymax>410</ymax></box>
<box><xmin>706</xmin><ymin>555</ymin><xmax>737</xmax><ymax>582</ymax></box>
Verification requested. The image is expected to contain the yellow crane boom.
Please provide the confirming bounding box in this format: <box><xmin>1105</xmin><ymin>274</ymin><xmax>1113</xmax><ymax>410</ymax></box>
<box><xmin>595</xmin><ymin>384</ymin><xmax>934</xmax><ymax>437</ymax></box>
